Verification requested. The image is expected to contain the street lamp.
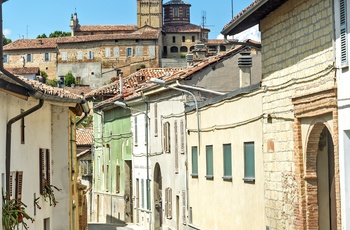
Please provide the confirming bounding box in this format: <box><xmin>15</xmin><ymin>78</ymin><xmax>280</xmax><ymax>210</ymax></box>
<box><xmin>149</xmin><ymin>78</ymin><xmax>200</xmax><ymax>153</ymax></box>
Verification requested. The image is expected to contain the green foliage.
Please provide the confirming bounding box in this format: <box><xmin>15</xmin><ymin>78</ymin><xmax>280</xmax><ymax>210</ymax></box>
<box><xmin>2</xmin><ymin>198</ymin><xmax>34</xmax><ymax>230</ymax></box>
<box><xmin>40</xmin><ymin>71</ymin><xmax>48</xmax><ymax>79</ymax></box>
<box><xmin>2</xmin><ymin>35</ymin><xmax>11</xmax><ymax>46</ymax></box>
<box><xmin>46</xmin><ymin>79</ymin><xmax>58</xmax><ymax>87</ymax></box>
<box><xmin>77</xmin><ymin>115</ymin><xmax>93</xmax><ymax>128</ymax></box>
<box><xmin>42</xmin><ymin>179</ymin><xmax>61</xmax><ymax>207</ymax></box>
<box><xmin>49</xmin><ymin>31</ymin><xmax>71</xmax><ymax>38</ymax></box>
<box><xmin>36</xmin><ymin>34</ymin><xmax>47</xmax><ymax>38</ymax></box>
<box><xmin>64</xmin><ymin>72</ymin><xmax>76</xmax><ymax>87</ymax></box>
<box><xmin>140</xmin><ymin>64</ymin><xmax>146</xmax><ymax>68</ymax></box>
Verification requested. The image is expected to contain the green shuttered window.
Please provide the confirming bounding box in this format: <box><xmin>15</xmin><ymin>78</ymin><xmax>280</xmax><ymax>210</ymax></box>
<box><xmin>244</xmin><ymin>142</ymin><xmax>255</xmax><ymax>182</ymax></box>
<box><xmin>223</xmin><ymin>144</ymin><xmax>232</xmax><ymax>180</ymax></box>
<box><xmin>191</xmin><ymin>146</ymin><xmax>198</xmax><ymax>177</ymax></box>
<box><xmin>206</xmin><ymin>145</ymin><xmax>213</xmax><ymax>179</ymax></box>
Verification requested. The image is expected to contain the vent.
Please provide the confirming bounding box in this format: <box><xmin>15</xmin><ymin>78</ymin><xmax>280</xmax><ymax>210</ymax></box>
<box><xmin>195</xmin><ymin>43</ymin><xmax>205</xmax><ymax>50</ymax></box>
<box><xmin>238</xmin><ymin>52</ymin><xmax>252</xmax><ymax>67</ymax></box>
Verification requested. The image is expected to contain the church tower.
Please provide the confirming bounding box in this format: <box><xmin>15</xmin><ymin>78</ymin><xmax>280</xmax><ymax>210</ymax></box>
<box><xmin>137</xmin><ymin>0</ymin><xmax>163</xmax><ymax>28</ymax></box>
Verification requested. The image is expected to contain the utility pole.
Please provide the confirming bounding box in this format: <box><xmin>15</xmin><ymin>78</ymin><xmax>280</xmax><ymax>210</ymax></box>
<box><xmin>231</xmin><ymin>0</ymin><xmax>234</xmax><ymax>18</ymax></box>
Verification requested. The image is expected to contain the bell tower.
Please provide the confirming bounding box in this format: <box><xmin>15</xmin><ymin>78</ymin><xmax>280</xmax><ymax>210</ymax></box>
<box><xmin>137</xmin><ymin>0</ymin><xmax>163</xmax><ymax>28</ymax></box>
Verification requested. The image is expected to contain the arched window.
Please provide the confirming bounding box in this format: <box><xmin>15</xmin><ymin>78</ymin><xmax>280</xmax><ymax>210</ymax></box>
<box><xmin>180</xmin><ymin>46</ymin><xmax>188</xmax><ymax>52</ymax></box>
<box><xmin>170</xmin><ymin>46</ymin><xmax>179</xmax><ymax>53</ymax></box>
<box><xmin>220</xmin><ymin>45</ymin><xmax>226</xmax><ymax>51</ymax></box>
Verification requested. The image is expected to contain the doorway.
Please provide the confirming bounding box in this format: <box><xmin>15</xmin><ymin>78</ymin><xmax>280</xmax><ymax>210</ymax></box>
<box><xmin>154</xmin><ymin>163</ymin><xmax>162</xmax><ymax>230</ymax></box>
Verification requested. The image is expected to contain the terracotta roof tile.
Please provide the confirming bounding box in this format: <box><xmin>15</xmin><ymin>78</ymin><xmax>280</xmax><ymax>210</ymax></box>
<box><xmin>7</xmin><ymin>67</ymin><xmax>40</xmax><ymax>75</ymax></box>
<box><xmin>205</xmin><ymin>39</ymin><xmax>237</xmax><ymax>45</ymax></box>
<box><xmin>64</xmin><ymin>85</ymin><xmax>92</xmax><ymax>96</ymax></box>
<box><xmin>76</xmin><ymin>128</ymin><xmax>93</xmax><ymax>145</ymax></box>
<box><xmin>76</xmin><ymin>25</ymin><xmax>138</xmax><ymax>32</ymax></box>
<box><xmin>163</xmin><ymin>24</ymin><xmax>207</xmax><ymax>33</ymax></box>
<box><xmin>4</xmin><ymin>38</ymin><xmax>58</xmax><ymax>51</ymax></box>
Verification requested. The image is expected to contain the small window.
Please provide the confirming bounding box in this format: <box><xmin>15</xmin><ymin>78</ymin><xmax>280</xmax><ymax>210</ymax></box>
<box><xmin>62</xmin><ymin>52</ymin><xmax>67</xmax><ymax>61</ymax></box>
<box><xmin>192</xmin><ymin>36</ymin><xmax>195</xmax><ymax>42</ymax></box>
<box><xmin>3</xmin><ymin>54</ymin><xmax>9</xmax><ymax>63</ymax></box>
<box><xmin>174</xmin><ymin>7</ymin><xmax>179</xmax><ymax>17</ymax></box>
<box><xmin>43</xmin><ymin>53</ymin><xmax>50</xmax><ymax>62</ymax></box>
<box><xmin>223</xmin><ymin>144</ymin><xmax>232</xmax><ymax>180</ymax></box>
<box><xmin>170</xmin><ymin>46</ymin><xmax>178</xmax><ymax>53</ymax></box>
<box><xmin>105</xmin><ymin>47</ymin><xmax>111</xmax><ymax>58</ymax></box>
<box><xmin>206</xmin><ymin>145</ymin><xmax>214</xmax><ymax>179</ymax></box>
<box><xmin>172</xmin><ymin>36</ymin><xmax>176</xmax><ymax>43</ymax></box>
<box><xmin>182</xmin><ymin>36</ymin><xmax>185</xmax><ymax>42</ymax></box>
<box><xmin>114</xmin><ymin>47</ymin><xmax>120</xmax><ymax>58</ymax></box>
<box><xmin>88</xmin><ymin>51</ymin><xmax>94</xmax><ymax>60</ymax></box>
<box><xmin>77</xmin><ymin>51</ymin><xmax>83</xmax><ymax>60</ymax></box>
<box><xmin>149</xmin><ymin>45</ymin><xmax>155</xmax><ymax>57</ymax></box>
<box><xmin>220</xmin><ymin>46</ymin><xmax>226</xmax><ymax>52</ymax></box>
<box><xmin>244</xmin><ymin>142</ymin><xmax>255</xmax><ymax>182</ymax></box>
<box><xmin>126</xmin><ymin>47</ymin><xmax>133</xmax><ymax>57</ymax></box>
<box><xmin>191</xmin><ymin>146</ymin><xmax>198</xmax><ymax>177</ymax></box>
<box><xmin>76</xmin><ymin>76</ymin><xmax>81</xmax><ymax>84</ymax></box>
<box><xmin>26</xmin><ymin>53</ymin><xmax>32</xmax><ymax>62</ymax></box>
<box><xmin>136</xmin><ymin>46</ymin><xmax>143</xmax><ymax>57</ymax></box>
<box><xmin>163</xmin><ymin>122</ymin><xmax>171</xmax><ymax>153</ymax></box>
<box><xmin>180</xmin><ymin>46</ymin><xmax>188</xmax><ymax>52</ymax></box>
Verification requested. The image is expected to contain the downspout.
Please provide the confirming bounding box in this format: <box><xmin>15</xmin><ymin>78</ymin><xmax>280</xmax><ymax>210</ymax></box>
<box><xmin>6</xmin><ymin>99</ymin><xmax>44</xmax><ymax>199</ymax></box>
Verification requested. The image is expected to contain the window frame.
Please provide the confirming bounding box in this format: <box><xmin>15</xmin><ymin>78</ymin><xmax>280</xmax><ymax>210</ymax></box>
<box><xmin>126</xmin><ymin>47</ymin><xmax>133</xmax><ymax>57</ymax></box>
<box><xmin>205</xmin><ymin>145</ymin><xmax>214</xmax><ymax>179</ymax></box>
<box><xmin>26</xmin><ymin>53</ymin><xmax>33</xmax><ymax>62</ymax></box>
<box><xmin>191</xmin><ymin>146</ymin><xmax>198</xmax><ymax>177</ymax></box>
<box><xmin>222</xmin><ymin>144</ymin><xmax>232</xmax><ymax>181</ymax></box>
<box><xmin>3</xmin><ymin>54</ymin><xmax>9</xmax><ymax>63</ymax></box>
<box><xmin>243</xmin><ymin>142</ymin><xmax>255</xmax><ymax>182</ymax></box>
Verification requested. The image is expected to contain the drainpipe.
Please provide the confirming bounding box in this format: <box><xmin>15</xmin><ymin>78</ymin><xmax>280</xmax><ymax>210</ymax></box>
<box><xmin>6</xmin><ymin>99</ymin><xmax>44</xmax><ymax>199</ymax></box>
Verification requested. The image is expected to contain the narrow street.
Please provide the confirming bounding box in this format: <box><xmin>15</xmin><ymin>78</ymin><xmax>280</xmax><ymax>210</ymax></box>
<box><xmin>88</xmin><ymin>223</ymin><xmax>145</xmax><ymax>230</ymax></box>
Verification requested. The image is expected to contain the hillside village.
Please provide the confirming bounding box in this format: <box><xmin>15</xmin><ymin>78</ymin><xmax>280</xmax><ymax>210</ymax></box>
<box><xmin>0</xmin><ymin>0</ymin><xmax>350</xmax><ymax>230</ymax></box>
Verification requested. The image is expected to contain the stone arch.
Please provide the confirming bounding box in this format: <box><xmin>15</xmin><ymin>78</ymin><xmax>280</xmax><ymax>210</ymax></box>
<box><xmin>170</xmin><ymin>46</ymin><xmax>178</xmax><ymax>53</ymax></box>
<box><xmin>180</xmin><ymin>46</ymin><xmax>188</xmax><ymax>52</ymax></box>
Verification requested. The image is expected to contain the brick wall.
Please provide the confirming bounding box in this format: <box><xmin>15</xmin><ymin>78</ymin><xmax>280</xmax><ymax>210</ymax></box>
<box><xmin>260</xmin><ymin>0</ymin><xmax>337</xmax><ymax>229</ymax></box>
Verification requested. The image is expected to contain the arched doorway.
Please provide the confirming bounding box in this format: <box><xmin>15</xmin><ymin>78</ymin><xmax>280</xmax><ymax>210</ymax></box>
<box><xmin>305</xmin><ymin>123</ymin><xmax>337</xmax><ymax>229</ymax></box>
<box><xmin>153</xmin><ymin>163</ymin><xmax>162</xmax><ymax>229</ymax></box>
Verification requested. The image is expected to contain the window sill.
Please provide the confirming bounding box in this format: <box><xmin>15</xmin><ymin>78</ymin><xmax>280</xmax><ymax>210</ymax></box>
<box><xmin>205</xmin><ymin>175</ymin><xmax>214</xmax><ymax>180</ymax></box>
<box><xmin>222</xmin><ymin>176</ymin><xmax>232</xmax><ymax>181</ymax></box>
<box><xmin>242</xmin><ymin>177</ymin><xmax>255</xmax><ymax>183</ymax></box>
<box><xmin>191</xmin><ymin>174</ymin><xmax>198</xmax><ymax>178</ymax></box>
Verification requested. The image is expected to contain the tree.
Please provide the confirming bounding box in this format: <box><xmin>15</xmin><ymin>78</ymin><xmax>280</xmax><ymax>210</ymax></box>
<box><xmin>49</xmin><ymin>31</ymin><xmax>71</xmax><ymax>38</ymax></box>
<box><xmin>2</xmin><ymin>35</ymin><xmax>11</xmax><ymax>45</ymax></box>
<box><xmin>37</xmin><ymin>34</ymin><xmax>48</xmax><ymax>38</ymax></box>
<box><xmin>64</xmin><ymin>72</ymin><xmax>76</xmax><ymax>87</ymax></box>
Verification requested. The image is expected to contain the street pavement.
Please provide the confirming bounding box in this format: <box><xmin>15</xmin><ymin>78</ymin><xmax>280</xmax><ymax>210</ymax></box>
<box><xmin>88</xmin><ymin>223</ymin><xmax>146</xmax><ymax>230</ymax></box>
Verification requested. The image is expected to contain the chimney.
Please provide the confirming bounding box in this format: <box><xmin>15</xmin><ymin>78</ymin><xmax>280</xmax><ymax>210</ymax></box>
<box><xmin>238</xmin><ymin>51</ymin><xmax>252</xmax><ymax>87</ymax></box>
<box><xmin>186</xmin><ymin>53</ymin><xmax>193</xmax><ymax>66</ymax></box>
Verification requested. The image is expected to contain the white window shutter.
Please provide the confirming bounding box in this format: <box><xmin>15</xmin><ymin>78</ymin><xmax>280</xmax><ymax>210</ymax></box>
<box><xmin>114</xmin><ymin>47</ymin><xmax>120</xmax><ymax>57</ymax></box>
<box><xmin>174</xmin><ymin>120</ymin><xmax>179</xmax><ymax>173</ymax></box>
<box><xmin>167</xmin><ymin>188</ymin><xmax>172</xmax><ymax>219</ymax></box>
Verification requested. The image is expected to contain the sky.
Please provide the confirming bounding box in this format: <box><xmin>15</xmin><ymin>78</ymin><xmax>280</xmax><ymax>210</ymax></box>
<box><xmin>2</xmin><ymin>0</ymin><xmax>260</xmax><ymax>42</ymax></box>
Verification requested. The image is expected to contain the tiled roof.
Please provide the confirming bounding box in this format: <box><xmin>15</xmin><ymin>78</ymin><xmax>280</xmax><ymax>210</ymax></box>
<box><xmin>205</xmin><ymin>39</ymin><xmax>237</xmax><ymax>45</ymax></box>
<box><xmin>86</xmin><ymin>68</ymin><xmax>182</xmax><ymax>99</ymax></box>
<box><xmin>76</xmin><ymin>128</ymin><xmax>93</xmax><ymax>146</ymax></box>
<box><xmin>7</xmin><ymin>67</ymin><xmax>40</xmax><ymax>75</ymax></box>
<box><xmin>4</xmin><ymin>38</ymin><xmax>58</xmax><ymax>51</ymax></box>
<box><xmin>75</xmin><ymin>25</ymin><xmax>138</xmax><ymax>32</ymax></box>
<box><xmin>163</xmin><ymin>23</ymin><xmax>205</xmax><ymax>33</ymax></box>
<box><xmin>64</xmin><ymin>85</ymin><xmax>91</xmax><ymax>96</ymax></box>
<box><xmin>4</xmin><ymin>26</ymin><xmax>161</xmax><ymax>50</ymax></box>
<box><xmin>163</xmin><ymin>0</ymin><xmax>191</xmax><ymax>6</ymax></box>
<box><xmin>221</xmin><ymin>0</ymin><xmax>288</xmax><ymax>35</ymax></box>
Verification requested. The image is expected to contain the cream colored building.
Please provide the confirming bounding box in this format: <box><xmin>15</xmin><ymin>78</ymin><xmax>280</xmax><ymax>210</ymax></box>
<box><xmin>186</xmin><ymin>84</ymin><xmax>265</xmax><ymax>229</ymax></box>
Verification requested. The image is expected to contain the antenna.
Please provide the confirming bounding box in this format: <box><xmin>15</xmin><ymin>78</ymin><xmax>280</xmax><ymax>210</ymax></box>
<box><xmin>231</xmin><ymin>0</ymin><xmax>234</xmax><ymax>19</ymax></box>
<box><xmin>201</xmin><ymin>10</ymin><xmax>206</xmax><ymax>28</ymax></box>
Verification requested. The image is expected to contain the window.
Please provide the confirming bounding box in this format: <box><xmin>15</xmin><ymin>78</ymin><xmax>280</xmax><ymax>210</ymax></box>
<box><xmin>149</xmin><ymin>45</ymin><xmax>155</xmax><ymax>57</ymax></box>
<box><xmin>105</xmin><ymin>47</ymin><xmax>111</xmax><ymax>58</ymax></box>
<box><xmin>114</xmin><ymin>47</ymin><xmax>120</xmax><ymax>57</ymax></box>
<box><xmin>3</xmin><ymin>54</ymin><xmax>9</xmax><ymax>63</ymax></box>
<box><xmin>116</xmin><ymin>165</ymin><xmax>120</xmax><ymax>193</ymax></box>
<box><xmin>141</xmin><ymin>179</ymin><xmax>144</xmax><ymax>208</ymax></box>
<box><xmin>223</xmin><ymin>144</ymin><xmax>232</xmax><ymax>180</ymax></box>
<box><xmin>172</xmin><ymin>36</ymin><xmax>176</xmax><ymax>43</ymax></box>
<box><xmin>136</xmin><ymin>46</ymin><xmax>143</xmax><ymax>56</ymax></box>
<box><xmin>180</xmin><ymin>46</ymin><xmax>188</xmax><ymax>52</ymax></box>
<box><xmin>192</xmin><ymin>36</ymin><xmax>195</xmax><ymax>42</ymax></box>
<box><xmin>39</xmin><ymin>148</ymin><xmax>51</xmax><ymax>195</ymax></box>
<box><xmin>170</xmin><ymin>46</ymin><xmax>178</xmax><ymax>53</ymax></box>
<box><xmin>62</xmin><ymin>52</ymin><xmax>67</xmax><ymax>61</ymax></box>
<box><xmin>165</xmin><ymin>187</ymin><xmax>172</xmax><ymax>219</ymax></box>
<box><xmin>191</xmin><ymin>146</ymin><xmax>198</xmax><ymax>177</ymax></box>
<box><xmin>174</xmin><ymin>7</ymin><xmax>179</xmax><ymax>17</ymax></box>
<box><xmin>340</xmin><ymin>0</ymin><xmax>348</xmax><ymax>66</ymax></box>
<box><xmin>174</xmin><ymin>120</ymin><xmax>179</xmax><ymax>173</ymax></box>
<box><xmin>43</xmin><ymin>53</ymin><xmax>50</xmax><ymax>62</ymax></box>
<box><xmin>220</xmin><ymin>46</ymin><xmax>226</xmax><ymax>52</ymax></box>
<box><xmin>9</xmin><ymin>171</ymin><xmax>23</xmax><ymax>201</ymax></box>
<box><xmin>126</xmin><ymin>47</ymin><xmax>133</xmax><ymax>57</ymax></box>
<box><xmin>146</xmin><ymin>179</ymin><xmax>151</xmax><ymax>210</ymax></box>
<box><xmin>134</xmin><ymin>116</ymin><xmax>138</xmax><ymax>146</ymax></box>
<box><xmin>244</xmin><ymin>142</ymin><xmax>255</xmax><ymax>182</ymax></box>
<box><xmin>206</xmin><ymin>145</ymin><xmax>214</xmax><ymax>179</ymax></box>
<box><xmin>88</xmin><ymin>51</ymin><xmax>94</xmax><ymax>60</ymax></box>
<box><xmin>163</xmin><ymin>122</ymin><xmax>170</xmax><ymax>153</ymax></box>
<box><xmin>77</xmin><ymin>51</ymin><xmax>83</xmax><ymax>60</ymax></box>
<box><xmin>76</xmin><ymin>76</ymin><xmax>81</xmax><ymax>84</ymax></box>
<box><xmin>182</xmin><ymin>36</ymin><xmax>185</xmax><ymax>42</ymax></box>
<box><xmin>26</xmin><ymin>53</ymin><xmax>32</xmax><ymax>62</ymax></box>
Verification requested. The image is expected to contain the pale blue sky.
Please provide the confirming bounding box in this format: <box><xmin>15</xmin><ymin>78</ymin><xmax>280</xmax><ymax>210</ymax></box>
<box><xmin>2</xmin><ymin>0</ymin><xmax>254</xmax><ymax>41</ymax></box>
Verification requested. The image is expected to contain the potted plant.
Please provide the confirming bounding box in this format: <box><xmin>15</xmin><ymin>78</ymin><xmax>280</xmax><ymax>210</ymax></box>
<box><xmin>2</xmin><ymin>197</ymin><xmax>34</xmax><ymax>230</ymax></box>
<box><xmin>42</xmin><ymin>179</ymin><xmax>62</xmax><ymax>207</ymax></box>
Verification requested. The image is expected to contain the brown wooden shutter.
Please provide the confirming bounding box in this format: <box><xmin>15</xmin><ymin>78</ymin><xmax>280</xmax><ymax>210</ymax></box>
<box><xmin>46</xmin><ymin>149</ymin><xmax>51</xmax><ymax>185</ymax></box>
<box><xmin>39</xmin><ymin>149</ymin><xmax>45</xmax><ymax>195</ymax></box>
<box><xmin>16</xmin><ymin>171</ymin><xmax>23</xmax><ymax>201</ymax></box>
<box><xmin>116</xmin><ymin>165</ymin><xmax>120</xmax><ymax>193</ymax></box>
